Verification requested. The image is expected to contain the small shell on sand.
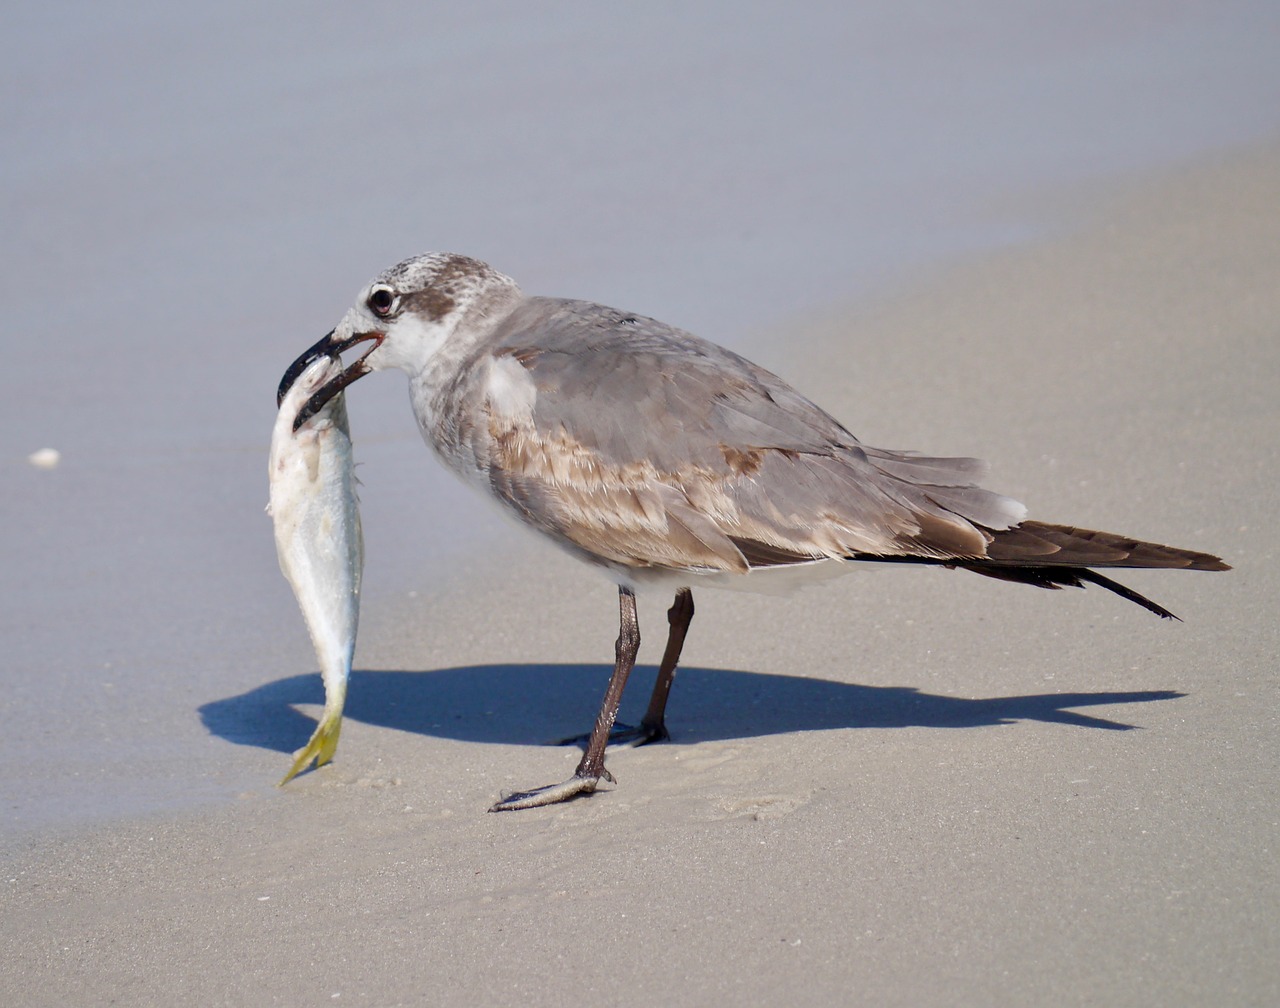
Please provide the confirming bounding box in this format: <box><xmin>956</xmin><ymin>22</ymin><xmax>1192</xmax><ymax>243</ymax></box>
<box><xmin>28</xmin><ymin>448</ymin><xmax>61</xmax><ymax>469</ymax></box>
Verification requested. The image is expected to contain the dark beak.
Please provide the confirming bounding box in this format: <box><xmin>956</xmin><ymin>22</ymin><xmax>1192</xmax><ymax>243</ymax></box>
<box><xmin>278</xmin><ymin>329</ymin><xmax>385</xmax><ymax>431</ymax></box>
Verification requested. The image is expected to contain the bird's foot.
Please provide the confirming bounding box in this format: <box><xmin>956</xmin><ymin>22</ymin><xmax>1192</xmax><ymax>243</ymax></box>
<box><xmin>279</xmin><ymin>711</ymin><xmax>343</xmax><ymax>785</ymax></box>
<box><xmin>489</xmin><ymin>768</ymin><xmax>616</xmax><ymax>812</ymax></box>
<box><xmin>555</xmin><ymin>721</ymin><xmax>669</xmax><ymax>750</ymax></box>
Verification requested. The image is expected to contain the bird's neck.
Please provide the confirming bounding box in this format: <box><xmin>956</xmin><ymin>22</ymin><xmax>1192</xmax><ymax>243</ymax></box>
<box><xmin>417</xmin><ymin>282</ymin><xmax>521</xmax><ymax>387</ymax></box>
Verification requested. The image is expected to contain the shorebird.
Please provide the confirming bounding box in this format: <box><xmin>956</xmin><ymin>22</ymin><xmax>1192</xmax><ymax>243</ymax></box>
<box><xmin>280</xmin><ymin>252</ymin><xmax>1228</xmax><ymax>811</ymax></box>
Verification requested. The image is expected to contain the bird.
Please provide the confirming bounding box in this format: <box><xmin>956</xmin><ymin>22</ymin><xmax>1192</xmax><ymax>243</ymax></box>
<box><xmin>279</xmin><ymin>252</ymin><xmax>1229</xmax><ymax>811</ymax></box>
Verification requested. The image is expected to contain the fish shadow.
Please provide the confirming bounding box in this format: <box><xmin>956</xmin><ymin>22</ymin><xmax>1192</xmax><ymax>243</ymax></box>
<box><xmin>199</xmin><ymin>664</ymin><xmax>1184</xmax><ymax>756</ymax></box>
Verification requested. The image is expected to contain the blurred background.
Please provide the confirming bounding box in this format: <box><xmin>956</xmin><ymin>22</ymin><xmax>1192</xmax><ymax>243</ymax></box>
<box><xmin>3</xmin><ymin>2</ymin><xmax>1278</xmax><ymax>834</ymax></box>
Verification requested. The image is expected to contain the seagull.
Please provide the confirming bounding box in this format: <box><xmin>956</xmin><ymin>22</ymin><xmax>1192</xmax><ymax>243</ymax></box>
<box><xmin>279</xmin><ymin>252</ymin><xmax>1229</xmax><ymax>811</ymax></box>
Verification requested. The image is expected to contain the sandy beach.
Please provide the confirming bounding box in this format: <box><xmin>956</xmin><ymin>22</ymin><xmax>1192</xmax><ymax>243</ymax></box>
<box><xmin>4</xmin><ymin>144</ymin><xmax>1276</xmax><ymax>1005</ymax></box>
<box><xmin>4</xmin><ymin>6</ymin><xmax>1279</xmax><ymax>1005</ymax></box>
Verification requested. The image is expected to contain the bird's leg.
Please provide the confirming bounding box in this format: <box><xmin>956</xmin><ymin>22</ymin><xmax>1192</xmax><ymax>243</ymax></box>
<box><xmin>490</xmin><ymin>586</ymin><xmax>641</xmax><ymax>811</ymax></box>
<box><xmin>555</xmin><ymin>587</ymin><xmax>694</xmax><ymax>749</ymax></box>
<box><xmin>634</xmin><ymin>587</ymin><xmax>694</xmax><ymax>743</ymax></box>
<box><xmin>574</xmin><ymin>586</ymin><xmax>641</xmax><ymax>779</ymax></box>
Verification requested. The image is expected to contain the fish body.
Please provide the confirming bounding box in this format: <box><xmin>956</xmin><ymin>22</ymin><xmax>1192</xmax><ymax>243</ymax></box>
<box><xmin>268</xmin><ymin>355</ymin><xmax>363</xmax><ymax>783</ymax></box>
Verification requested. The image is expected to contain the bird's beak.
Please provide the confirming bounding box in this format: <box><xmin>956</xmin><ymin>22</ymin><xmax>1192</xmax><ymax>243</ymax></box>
<box><xmin>278</xmin><ymin>328</ymin><xmax>386</xmax><ymax>430</ymax></box>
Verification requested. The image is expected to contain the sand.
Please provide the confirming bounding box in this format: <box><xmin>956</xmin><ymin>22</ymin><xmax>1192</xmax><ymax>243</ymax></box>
<box><xmin>2</xmin><ymin>145</ymin><xmax>1276</xmax><ymax>1006</ymax></box>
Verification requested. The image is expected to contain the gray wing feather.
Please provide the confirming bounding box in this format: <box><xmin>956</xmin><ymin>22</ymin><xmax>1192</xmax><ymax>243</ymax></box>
<box><xmin>459</xmin><ymin>297</ymin><xmax>1025</xmax><ymax>572</ymax></box>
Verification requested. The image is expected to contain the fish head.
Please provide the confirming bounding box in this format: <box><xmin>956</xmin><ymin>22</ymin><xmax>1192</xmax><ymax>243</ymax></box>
<box><xmin>277</xmin><ymin>354</ymin><xmax>344</xmax><ymax>416</ymax></box>
<box><xmin>277</xmin><ymin>319</ymin><xmax>383</xmax><ymax>425</ymax></box>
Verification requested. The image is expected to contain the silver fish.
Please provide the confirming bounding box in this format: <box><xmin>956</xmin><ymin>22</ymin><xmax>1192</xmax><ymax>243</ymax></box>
<box><xmin>268</xmin><ymin>355</ymin><xmax>363</xmax><ymax>783</ymax></box>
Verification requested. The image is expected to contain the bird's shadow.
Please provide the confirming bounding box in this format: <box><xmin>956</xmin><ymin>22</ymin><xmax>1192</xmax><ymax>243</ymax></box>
<box><xmin>199</xmin><ymin>664</ymin><xmax>1184</xmax><ymax>757</ymax></box>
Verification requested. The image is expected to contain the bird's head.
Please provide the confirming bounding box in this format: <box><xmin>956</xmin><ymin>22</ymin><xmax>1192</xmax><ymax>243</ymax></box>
<box><xmin>278</xmin><ymin>252</ymin><xmax>521</xmax><ymax>429</ymax></box>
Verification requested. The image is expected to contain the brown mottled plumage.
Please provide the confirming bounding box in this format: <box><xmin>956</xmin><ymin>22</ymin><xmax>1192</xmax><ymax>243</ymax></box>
<box><xmin>283</xmin><ymin>252</ymin><xmax>1229</xmax><ymax>810</ymax></box>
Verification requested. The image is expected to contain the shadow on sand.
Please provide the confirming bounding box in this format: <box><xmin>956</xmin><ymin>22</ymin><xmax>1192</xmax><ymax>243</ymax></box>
<box><xmin>199</xmin><ymin>664</ymin><xmax>1184</xmax><ymax>758</ymax></box>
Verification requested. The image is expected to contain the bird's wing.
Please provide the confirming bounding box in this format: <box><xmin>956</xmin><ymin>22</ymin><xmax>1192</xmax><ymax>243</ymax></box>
<box><xmin>467</xmin><ymin>298</ymin><xmax>1025</xmax><ymax>572</ymax></box>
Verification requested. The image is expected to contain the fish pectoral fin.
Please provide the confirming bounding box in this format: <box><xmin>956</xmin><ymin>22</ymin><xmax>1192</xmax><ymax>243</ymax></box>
<box><xmin>278</xmin><ymin>710</ymin><xmax>344</xmax><ymax>785</ymax></box>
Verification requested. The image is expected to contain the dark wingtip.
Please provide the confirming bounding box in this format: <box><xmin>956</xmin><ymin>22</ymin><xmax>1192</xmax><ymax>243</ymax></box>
<box><xmin>1073</xmin><ymin>569</ymin><xmax>1181</xmax><ymax>620</ymax></box>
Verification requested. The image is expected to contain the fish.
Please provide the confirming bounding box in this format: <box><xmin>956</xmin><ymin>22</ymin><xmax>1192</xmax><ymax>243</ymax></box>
<box><xmin>268</xmin><ymin>354</ymin><xmax>363</xmax><ymax>784</ymax></box>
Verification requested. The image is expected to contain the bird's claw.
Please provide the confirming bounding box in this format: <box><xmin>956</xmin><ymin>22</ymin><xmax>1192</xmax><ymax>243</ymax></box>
<box><xmin>489</xmin><ymin>769</ymin><xmax>615</xmax><ymax>812</ymax></box>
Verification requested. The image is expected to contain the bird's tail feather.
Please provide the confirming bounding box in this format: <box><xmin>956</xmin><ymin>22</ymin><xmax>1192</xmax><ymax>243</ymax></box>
<box><xmin>983</xmin><ymin>521</ymin><xmax>1229</xmax><ymax>571</ymax></box>
<box><xmin>847</xmin><ymin>521</ymin><xmax>1229</xmax><ymax>620</ymax></box>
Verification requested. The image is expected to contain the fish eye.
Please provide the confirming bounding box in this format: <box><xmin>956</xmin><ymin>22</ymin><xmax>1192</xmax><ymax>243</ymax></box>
<box><xmin>367</xmin><ymin>286</ymin><xmax>398</xmax><ymax>318</ymax></box>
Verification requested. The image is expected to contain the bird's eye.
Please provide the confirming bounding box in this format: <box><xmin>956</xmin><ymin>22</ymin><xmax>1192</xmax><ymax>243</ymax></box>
<box><xmin>368</xmin><ymin>286</ymin><xmax>398</xmax><ymax>318</ymax></box>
